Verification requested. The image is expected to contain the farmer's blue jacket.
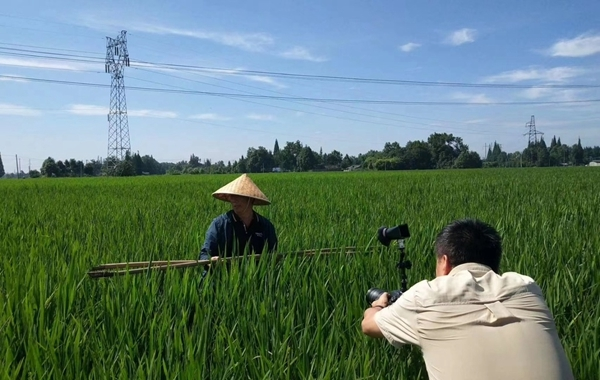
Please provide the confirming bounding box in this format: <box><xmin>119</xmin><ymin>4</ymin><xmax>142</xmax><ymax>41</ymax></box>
<box><xmin>198</xmin><ymin>210</ymin><xmax>278</xmax><ymax>261</ymax></box>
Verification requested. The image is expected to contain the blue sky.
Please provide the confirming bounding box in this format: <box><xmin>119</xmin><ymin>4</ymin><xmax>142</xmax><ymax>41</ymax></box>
<box><xmin>1</xmin><ymin>0</ymin><xmax>599</xmax><ymax>172</ymax></box>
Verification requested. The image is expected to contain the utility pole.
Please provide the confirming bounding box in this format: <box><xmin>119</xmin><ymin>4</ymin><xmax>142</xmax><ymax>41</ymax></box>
<box><xmin>105</xmin><ymin>30</ymin><xmax>131</xmax><ymax>171</ymax></box>
<box><xmin>15</xmin><ymin>154</ymin><xmax>19</xmax><ymax>179</ymax></box>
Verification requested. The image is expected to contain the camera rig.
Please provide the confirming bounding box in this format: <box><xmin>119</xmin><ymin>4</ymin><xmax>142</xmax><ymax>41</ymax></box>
<box><xmin>377</xmin><ymin>224</ymin><xmax>411</xmax><ymax>293</ymax></box>
<box><xmin>366</xmin><ymin>224</ymin><xmax>411</xmax><ymax>306</ymax></box>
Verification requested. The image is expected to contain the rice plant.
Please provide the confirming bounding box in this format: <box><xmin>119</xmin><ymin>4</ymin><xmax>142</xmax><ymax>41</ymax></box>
<box><xmin>0</xmin><ymin>167</ymin><xmax>598</xmax><ymax>379</ymax></box>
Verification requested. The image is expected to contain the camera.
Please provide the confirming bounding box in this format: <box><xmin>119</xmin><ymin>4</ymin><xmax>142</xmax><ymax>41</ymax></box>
<box><xmin>366</xmin><ymin>223</ymin><xmax>411</xmax><ymax>307</ymax></box>
<box><xmin>377</xmin><ymin>224</ymin><xmax>410</xmax><ymax>246</ymax></box>
<box><xmin>366</xmin><ymin>287</ymin><xmax>403</xmax><ymax>306</ymax></box>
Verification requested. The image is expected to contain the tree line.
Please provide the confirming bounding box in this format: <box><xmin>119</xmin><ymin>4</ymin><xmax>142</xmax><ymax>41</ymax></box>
<box><xmin>2</xmin><ymin>131</ymin><xmax>599</xmax><ymax>179</ymax></box>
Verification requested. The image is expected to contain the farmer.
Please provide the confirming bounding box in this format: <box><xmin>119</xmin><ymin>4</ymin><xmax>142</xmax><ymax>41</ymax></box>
<box><xmin>198</xmin><ymin>173</ymin><xmax>278</xmax><ymax>269</ymax></box>
<box><xmin>361</xmin><ymin>218</ymin><xmax>574</xmax><ymax>380</ymax></box>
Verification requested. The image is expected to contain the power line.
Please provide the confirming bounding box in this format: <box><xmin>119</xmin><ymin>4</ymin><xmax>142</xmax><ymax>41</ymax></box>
<box><xmin>2</xmin><ymin>74</ymin><xmax>599</xmax><ymax>106</ymax></box>
<box><xmin>133</xmin><ymin>64</ymin><xmax>492</xmax><ymax>128</ymax></box>
<box><xmin>1</xmin><ymin>44</ymin><xmax>600</xmax><ymax>90</ymax></box>
<box><xmin>130</xmin><ymin>67</ymin><xmax>499</xmax><ymax>135</ymax></box>
<box><xmin>0</xmin><ymin>44</ymin><xmax>536</xmax><ymax>130</ymax></box>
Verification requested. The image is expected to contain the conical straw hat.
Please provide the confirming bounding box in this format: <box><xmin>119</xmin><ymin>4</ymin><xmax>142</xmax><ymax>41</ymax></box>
<box><xmin>212</xmin><ymin>174</ymin><xmax>271</xmax><ymax>205</ymax></box>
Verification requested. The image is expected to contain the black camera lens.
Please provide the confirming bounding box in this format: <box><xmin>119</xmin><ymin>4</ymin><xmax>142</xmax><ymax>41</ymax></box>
<box><xmin>366</xmin><ymin>288</ymin><xmax>386</xmax><ymax>305</ymax></box>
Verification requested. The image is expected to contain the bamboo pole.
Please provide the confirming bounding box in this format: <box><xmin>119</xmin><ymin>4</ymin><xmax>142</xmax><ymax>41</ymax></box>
<box><xmin>87</xmin><ymin>246</ymin><xmax>378</xmax><ymax>279</ymax></box>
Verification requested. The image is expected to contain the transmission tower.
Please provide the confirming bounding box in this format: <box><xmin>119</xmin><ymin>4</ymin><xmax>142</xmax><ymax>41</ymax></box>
<box><xmin>524</xmin><ymin>115</ymin><xmax>543</xmax><ymax>146</ymax></box>
<box><xmin>105</xmin><ymin>30</ymin><xmax>131</xmax><ymax>168</ymax></box>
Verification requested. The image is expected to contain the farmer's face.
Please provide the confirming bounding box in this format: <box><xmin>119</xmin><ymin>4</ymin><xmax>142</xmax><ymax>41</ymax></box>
<box><xmin>228</xmin><ymin>195</ymin><xmax>253</xmax><ymax>213</ymax></box>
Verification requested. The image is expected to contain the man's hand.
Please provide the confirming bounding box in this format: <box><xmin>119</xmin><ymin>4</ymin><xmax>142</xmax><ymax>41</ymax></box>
<box><xmin>361</xmin><ymin>292</ymin><xmax>388</xmax><ymax>338</ymax></box>
<box><xmin>372</xmin><ymin>292</ymin><xmax>389</xmax><ymax>308</ymax></box>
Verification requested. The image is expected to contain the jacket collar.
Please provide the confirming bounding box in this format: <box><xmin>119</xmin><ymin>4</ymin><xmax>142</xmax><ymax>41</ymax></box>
<box><xmin>448</xmin><ymin>262</ymin><xmax>494</xmax><ymax>276</ymax></box>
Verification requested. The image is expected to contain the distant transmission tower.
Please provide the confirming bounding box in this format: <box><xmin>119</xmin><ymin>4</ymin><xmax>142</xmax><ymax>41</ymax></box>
<box><xmin>105</xmin><ymin>30</ymin><xmax>131</xmax><ymax>168</ymax></box>
<box><xmin>524</xmin><ymin>115</ymin><xmax>543</xmax><ymax>146</ymax></box>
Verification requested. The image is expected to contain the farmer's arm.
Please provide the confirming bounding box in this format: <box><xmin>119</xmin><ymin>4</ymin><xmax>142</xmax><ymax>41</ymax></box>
<box><xmin>199</xmin><ymin>218</ymin><xmax>221</xmax><ymax>260</ymax></box>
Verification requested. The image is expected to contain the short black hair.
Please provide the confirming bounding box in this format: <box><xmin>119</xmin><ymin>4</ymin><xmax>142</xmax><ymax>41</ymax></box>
<box><xmin>434</xmin><ymin>218</ymin><xmax>502</xmax><ymax>272</ymax></box>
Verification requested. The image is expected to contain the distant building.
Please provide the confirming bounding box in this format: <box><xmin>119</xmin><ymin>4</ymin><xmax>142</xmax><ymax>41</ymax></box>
<box><xmin>589</xmin><ymin>160</ymin><xmax>600</xmax><ymax>167</ymax></box>
<box><xmin>343</xmin><ymin>165</ymin><xmax>361</xmax><ymax>172</ymax></box>
<box><xmin>272</xmin><ymin>167</ymin><xmax>282</xmax><ymax>172</ymax></box>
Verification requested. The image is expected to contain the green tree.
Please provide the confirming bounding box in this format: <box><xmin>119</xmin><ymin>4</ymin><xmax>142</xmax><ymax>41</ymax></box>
<box><xmin>572</xmin><ymin>138</ymin><xmax>584</xmax><ymax>165</ymax></box>
<box><xmin>297</xmin><ymin>146</ymin><xmax>317</xmax><ymax>171</ymax></box>
<box><xmin>404</xmin><ymin>140</ymin><xmax>433</xmax><ymax>170</ymax></box>
<box><xmin>454</xmin><ymin>151</ymin><xmax>483</xmax><ymax>169</ymax></box>
<box><xmin>0</xmin><ymin>153</ymin><xmax>5</xmax><ymax>178</ymax></box>
<box><xmin>536</xmin><ymin>137</ymin><xmax>550</xmax><ymax>167</ymax></box>
<box><xmin>325</xmin><ymin>150</ymin><xmax>343</xmax><ymax>167</ymax></box>
<box><xmin>41</xmin><ymin>157</ymin><xmax>59</xmax><ymax>177</ymax></box>
<box><xmin>246</xmin><ymin>147</ymin><xmax>275</xmax><ymax>172</ymax></box>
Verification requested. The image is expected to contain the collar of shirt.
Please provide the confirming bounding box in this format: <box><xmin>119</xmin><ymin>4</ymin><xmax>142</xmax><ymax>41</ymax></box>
<box><xmin>448</xmin><ymin>262</ymin><xmax>495</xmax><ymax>276</ymax></box>
<box><xmin>226</xmin><ymin>210</ymin><xmax>263</xmax><ymax>233</ymax></box>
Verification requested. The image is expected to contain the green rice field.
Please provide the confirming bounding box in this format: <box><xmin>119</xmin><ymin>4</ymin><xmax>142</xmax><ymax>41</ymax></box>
<box><xmin>1</xmin><ymin>168</ymin><xmax>599</xmax><ymax>379</ymax></box>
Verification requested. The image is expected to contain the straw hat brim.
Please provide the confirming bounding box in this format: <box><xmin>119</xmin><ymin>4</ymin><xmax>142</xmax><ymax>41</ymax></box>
<box><xmin>212</xmin><ymin>174</ymin><xmax>271</xmax><ymax>206</ymax></box>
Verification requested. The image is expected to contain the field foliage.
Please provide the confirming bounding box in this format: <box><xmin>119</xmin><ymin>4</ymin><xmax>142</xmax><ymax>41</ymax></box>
<box><xmin>1</xmin><ymin>168</ymin><xmax>599</xmax><ymax>379</ymax></box>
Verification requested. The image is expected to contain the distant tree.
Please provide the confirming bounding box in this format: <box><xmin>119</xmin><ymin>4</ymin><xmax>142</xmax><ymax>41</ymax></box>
<box><xmin>536</xmin><ymin>137</ymin><xmax>550</xmax><ymax>167</ymax></box>
<box><xmin>188</xmin><ymin>154</ymin><xmax>200</xmax><ymax>168</ymax></box>
<box><xmin>0</xmin><ymin>153</ymin><xmax>5</xmax><ymax>178</ymax></box>
<box><xmin>41</xmin><ymin>157</ymin><xmax>59</xmax><ymax>177</ymax></box>
<box><xmin>297</xmin><ymin>146</ymin><xmax>317</xmax><ymax>171</ymax></box>
<box><xmin>572</xmin><ymin>138</ymin><xmax>584</xmax><ymax>165</ymax></box>
<box><xmin>246</xmin><ymin>147</ymin><xmax>275</xmax><ymax>172</ymax></box>
<box><xmin>404</xmin><ymin>140</ymin><xmax>433</xmax><ymax>170</ymax></box>
<box><xmin>454</xmin><ymin>151</ymin><xmax>483</xmax><ymax>169</ymax></box>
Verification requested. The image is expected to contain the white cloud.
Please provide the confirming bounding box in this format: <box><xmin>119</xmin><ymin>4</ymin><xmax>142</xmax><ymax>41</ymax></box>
<box><xmin>519</xmin><ymin>87</ymin><xmax>587</xmax><ymax>102</ymax></box>
<box><xmin>131</xmin><ymin>24</ymin><xmax>274</xmax><ymax>52</ymax></box>
<box><xmin>77</xmin><ymin>16</ymin><xmax>326</xmax><ymax>63</ymax></box>
<box><xmin>464</xmin><ymin>119</ymin><xmax>489</xmax><ymax>124</ymax></box>
<box><xmin>244</xmin><ymin>74</ymin><xmax>288</xmax><ymax>88</ymax></box>
<box><xmin>451</xmin><ymin>92</ymin><xmax>494</xmax><ymax>104</ymax></box>
<box><xmin>547</xmin><ymin>32</ymin><xmax>600</xmax><ymax>57</ymax></box>
<box><xmin>138</xmin><ymin>64</ymin><xmax>287</xmax><ymax>89</ymax></box>
<box><xmin>0</xmin><ymin>75</ymin><xmax>29</xmax><ymax>83</ymax></box>
<box><xmin>190</xmin><ymin>113</ymin><xmax>231</xmax><ymax>121</ymax></box>
<box><xmin>0</xmin><ymin>57</ymin><xmax>98</xmax><ymax>72</ymax></box>
<box><xmin>246</xmin><ymin>113</ymin><xmax>275</xmax><ymax>121</ymax></box>
<box><xmin>445</xmin><ymin>28</ymin><xmax>477</xmax><ymax>46</ymax></box>
<box><xmin>483</xmin><ymin>66</ymin><xmax>586</xmax><ymax>83</ymax></box>
<box><xmin>66</xmin><ymin>104</ymin><xmax>177</xmax><ymax>118</ymax></box>
<box><xmin>78</xmin><ymin>16</ymin><xmax>274</xmax><ymax>53</ymax></box>
<box><xmin>279</xmin><ymin>47</ymin><xmax>327</xmax><ymax>62</ymax></box>
<box><xmin>399</xmin><ymin>42</ymin><xmax>421</xmax><ymax>52</ymax></box>
<box><xmin>66</xmin><ymin>105</ymin><xmax>108</xmax><ymax>116</ymax></box>
<box><xmin>0</xmin><ymin>103</ymin><xmax>41</xmax><ymax>116</ymax></box>
<box><xmin>129</xmin><ymin>109</ymin><xmax>178</xmax><ymax>118</ymax></box>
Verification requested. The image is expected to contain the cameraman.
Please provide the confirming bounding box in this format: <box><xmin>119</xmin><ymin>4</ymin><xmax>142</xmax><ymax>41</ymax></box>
<box><xmin>361</xmin><ymin>218</ymin><xmax>574</xmax><ymax>380</ymax></box>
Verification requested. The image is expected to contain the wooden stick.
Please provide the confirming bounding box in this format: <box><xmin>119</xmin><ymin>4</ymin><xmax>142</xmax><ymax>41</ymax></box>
<box><xmin>87</xmin><ymin>246</ymin><xmax>378</xmax><ymax>279</ymax></box>
<box><xmin>89</xmin><ymin>260</ymin><xmax>199</xmax><ymax>271</ymax></box>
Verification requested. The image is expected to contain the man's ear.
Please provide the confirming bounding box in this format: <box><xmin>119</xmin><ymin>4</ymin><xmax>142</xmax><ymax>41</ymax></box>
<box><xmin>438</xmin><ymin>254</ymin><xmax>452</xmax><ymax>275</ymax></box>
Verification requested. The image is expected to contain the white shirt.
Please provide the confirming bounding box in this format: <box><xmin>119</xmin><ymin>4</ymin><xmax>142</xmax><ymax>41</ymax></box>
<box><xmin>374</xmin><ymin>263</ymin><xmax>574</xmax><ymax>380</ymax></box>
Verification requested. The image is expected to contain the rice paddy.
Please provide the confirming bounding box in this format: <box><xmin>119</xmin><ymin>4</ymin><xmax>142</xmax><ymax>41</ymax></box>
<box><xmin>1</xmin><ymin>167</ymin><xmax>598</xmax><ymax>379</ymax></box>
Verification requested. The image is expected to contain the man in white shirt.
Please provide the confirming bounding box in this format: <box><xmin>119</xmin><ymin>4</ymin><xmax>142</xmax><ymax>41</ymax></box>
<box><xmin>361</xmin><ymin>218</ymin><xmax>574</xmax><ymax>380</ymax></box>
